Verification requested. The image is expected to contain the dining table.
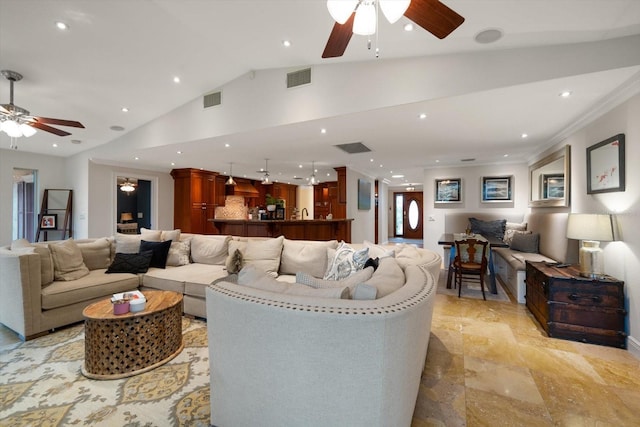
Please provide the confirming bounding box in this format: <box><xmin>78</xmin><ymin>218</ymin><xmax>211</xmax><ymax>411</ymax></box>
<box><xmin>437</xmin><ymin>233</ymin><xmax>509</xmax><ymax>294</ymax></box>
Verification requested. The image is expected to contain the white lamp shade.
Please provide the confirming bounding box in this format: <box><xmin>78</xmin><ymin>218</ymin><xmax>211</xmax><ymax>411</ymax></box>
<box><xmin>353</xmin><ymin>2</ymin><xmax>377</xmax><ymax>35</ymax></box>
<box><xmin>2</xmin><ymin>119</ymin><xmax>22</xmax><ymax>137</ymax></box>
<box><xmin>20</xmin><ymin>123</ymin><xmax>37</xmax><ymax>137</ymax></box>
<box><xmin>380</xmin><ymin>0</ymin><xmax>411</xmax><ymax>24</ymax></box>
<box><xmin>566</xmin><ymin>213</ymin><xmax>614</xmax><ymax>242</ymax></box>
<box><xmin>327</xmin><ymin>0</ymin><xmax>358</xmax><ymax>24</ymax></box>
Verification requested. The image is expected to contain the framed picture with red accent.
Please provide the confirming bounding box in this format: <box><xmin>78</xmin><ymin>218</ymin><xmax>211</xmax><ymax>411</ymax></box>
<box><xmin>587</xmin><ymin>134</ymin><xmax>625</xmax><ymax>194</ymax></box>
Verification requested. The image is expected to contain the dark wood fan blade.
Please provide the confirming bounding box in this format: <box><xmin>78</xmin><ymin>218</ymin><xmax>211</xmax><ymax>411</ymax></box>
<box><xmin>28</xmin><ymin>121</ymin><xmax>72</xmax><ymax>137</ymax></box>
<box><xmin>404</xmin><ymin>0</ymin><xmax>465</xmax><ymax>39</ymax></box>
<box><xmin>322</xmin><ymin>12</ymin><xmax>356</xmax><ymax>58</ymax></box>
<box><xmin>35</xmin><ymin>116</ymin><xmax>85</xmax><ymax>128</ymax></box>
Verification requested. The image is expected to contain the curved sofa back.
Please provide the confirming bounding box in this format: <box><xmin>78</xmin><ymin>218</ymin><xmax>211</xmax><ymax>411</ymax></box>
<box><xmin>206</xmin><ymin>264</ymin><xmax>437</xmax><ymax>427</ymax></box>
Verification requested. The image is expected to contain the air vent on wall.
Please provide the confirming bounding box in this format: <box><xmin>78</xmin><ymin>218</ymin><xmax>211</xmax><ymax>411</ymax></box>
<box><xmin>203</xmin><ymin>91</ymin><xmax>222</xmax><ymax>108</ymax></box>
<box><xmin>461</xmin><ymin>158</ymin><xmax>476</xmax><ymax>162</ymax></box>
<box><xmin>287</xmin><ymin>68</ymin><xmax>311</xmax><ymax>88</ymax></box>
<box><xmin>334</xmin><ymin>142</ymin><xmax>372</xmax><ymax>154</ymax></box>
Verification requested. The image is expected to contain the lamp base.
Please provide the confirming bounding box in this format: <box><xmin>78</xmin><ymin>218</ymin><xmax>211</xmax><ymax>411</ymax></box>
<box><xmin>578</xmin><ymin>240</ymin><xmax>604</xmax><ymax>278</ymax></box>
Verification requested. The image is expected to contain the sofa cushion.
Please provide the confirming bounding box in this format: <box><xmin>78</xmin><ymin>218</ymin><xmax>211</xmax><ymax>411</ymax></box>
<box><xmin>239</xmin><ymin>266</ymin><xmax>349</xmax><ymax>299</ymax></box>
<box><xmin>469</xmin><ymin>217</ymin><xmax>507</xmax><ymax>240</ymax></box>
<box><xmin>243</xmin><ymin>235</ymin><xmax>284</xmax><ymax>278</ymax></box>
<box><xmin>41</xmin><ymin>269</ymin><xmax>139</xmax><ymax>310</ymax></box>
<box><xmin>296</xmin><ymin>267</ymin><xmax>374</xmax><ymax>297</ymax></box>
<box><xmin>140</xmin><ymin>240</ymin><xmax>172</xmax><ymax>268</ymax></box>
<box><xmin>115</xmin><ymin>233</ymin><xmax>142</xmax><ymax>253</ymax></box>
<box><xmin>77</xmin><ymin>238</ymin><xmax>112</xmax><ymax>270</ymax></box>
<box><xmin>363</xmin><ymin>240</ymin><xmax>396</xmax><ymax>259</ymax></box>
<box><xmin>279</xmin><ymin>239</ymin><xmax>338</xmax><ymax>278</ymax></box>
<box><xmin>144</xmin><ymin>263</ymin><xmax>228</xmax><ymax>294</ymax></box>
<box><xmin>510</xmin><ymin>233</ymin><xmax>539</xmax><ymax>253</ymax></box>
<box><xmin>48</xmin><ymin>239</ymin><xmax>90</xmax><ymax>281</ymax></box>
<box><xmin>225</xmin><ymin>248</ymin><xmax>244</xmax><ymax>274</ymax></box>
<box><xmin>323</xmin><ymin>242</ymin><xmax>369</xmax><ymax>280</ymax></box>
<box><xmin>140</xmin><ymin>228</ymin><xmax>163</xmax><ymax>242</ymax></box>
<box><xmin>161</xmin><ymin>229</ymin><xmax>181</xmax><ymax>242</ymax></box>
<box><xmin>106</xmin><ymin>251</ymin><xmax>153</xmax><ymax>274</ymax></box>
<box><xmin>352</xmin><ymin>283</ymin><xmax>377</xmax><ymax>300</ymax></box>
<box><xmin>191</xmin><ymin>235</ymin><xmax>232</xmax><ymax>265</ymax></box>
<box><xmin>394</xmin><ymin>244</ymin><xmax>421</xmax><ymax>270</ymax></box>
<box><xmin>12</xmin><ymin>239</ymin><xmax>54</xmax><ymax>286</ymax></box>
<box><xmin>362</xmin><ymin>256</ymin><xmax>405</xmax><ymax>298</ymax></box>
<box><xmin>166</xmin><ymin>240</ymin><xmax>191</xmax><ymax>266</ymax></box>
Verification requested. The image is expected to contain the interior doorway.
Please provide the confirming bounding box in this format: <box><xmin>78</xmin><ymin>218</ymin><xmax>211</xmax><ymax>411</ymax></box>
<box><xmin>12</xmin><ymin>168</ymin><xmax>37</xmax><ymax>242</ymax></box>
<box><xmin>394</xmin><ymin>192</ymin><xmax>423</xmax><ymax>239</ymax></box>
<box><xmin>116</xmin><ymin>176</ymin><xmax>152</xmax><ymax>234</ymax></box>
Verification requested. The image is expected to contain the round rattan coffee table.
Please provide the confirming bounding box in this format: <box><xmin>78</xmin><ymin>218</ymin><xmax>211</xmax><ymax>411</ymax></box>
<box><xmin>81</xmin><ymin>290</ymin><xmax>184</xmax><ymax>380</ymax></box>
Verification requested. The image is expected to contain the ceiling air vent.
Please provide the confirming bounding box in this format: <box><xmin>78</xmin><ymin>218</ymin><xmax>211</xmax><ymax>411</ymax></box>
<box><xmin>461</xmin><ymin>158</ymin><xmax>476</xmax><ymax>162</ymax></box>
<box><xmin>287</xmin><ymin>68</ymin><xmax>311</xmax><ymax>88</ymax></box>
<box><xmin>334</xmin><ymin>142</ymin><xmax>372</xmax><ymax>154</ymax></box>
<box><xmin>203</xmin><ymin>91</ymin><xmax>222</xmax><ymax>108</ymax></box>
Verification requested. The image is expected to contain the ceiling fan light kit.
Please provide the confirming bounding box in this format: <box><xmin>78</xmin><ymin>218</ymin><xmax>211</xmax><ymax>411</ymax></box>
<box><xmin>327</xmin><ymin>0</ymin><xmax>359</xmax><ymax>24</ymax></box>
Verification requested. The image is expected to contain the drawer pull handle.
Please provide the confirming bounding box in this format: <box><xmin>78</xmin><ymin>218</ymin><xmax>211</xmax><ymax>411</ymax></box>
<box><xmin>567</xmin><ymin>293</ymin><xmax>602</xmax><ymax>303</ymax></box>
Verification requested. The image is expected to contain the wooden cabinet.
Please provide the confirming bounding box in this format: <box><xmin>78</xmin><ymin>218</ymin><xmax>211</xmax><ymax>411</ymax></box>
<box><xmin>171</xmin><ymin>168</ymin><xmax>220</xmax><ymax>234</ymax></box>
<box><xmin>264</xmin><ymin>182</ymin><xmax>297</xmax><ymax>219</ymax></box>
<box><xmin>525</xmin><ymin>261</ymin><xmax>626</xmax><ymax>348</ymax></box>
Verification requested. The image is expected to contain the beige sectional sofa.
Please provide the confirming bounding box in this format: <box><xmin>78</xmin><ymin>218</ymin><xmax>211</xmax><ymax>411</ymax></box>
<box><xmin>0</xmin><ymin>231</ymin><xmax>441</xmax><ymax>341</ymax></box>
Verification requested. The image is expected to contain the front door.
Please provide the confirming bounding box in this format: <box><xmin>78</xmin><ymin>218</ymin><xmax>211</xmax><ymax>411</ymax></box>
<box><xmin>394</xmin><ymin>192</ymin><xmax>423</xmax><ymax>239</ymax></box>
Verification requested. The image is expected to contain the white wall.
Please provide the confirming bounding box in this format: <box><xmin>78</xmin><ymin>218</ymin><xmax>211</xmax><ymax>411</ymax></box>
<box><xmin>377</xmin><ymin>181</ymin><xmax>389</xmax><ymax>244</ymax></box>
<box><xmin>296</xmin><ymin>185</ymin><xmax>314</xmax><ymax>219</ymax></box>
<box><xmin>0</xmin><ymin>148</ymin><xmax>67</xmax><ymax>244</ymax></box>
<box><xmin>346</xmin><ymin>168</ymin><xmax>375</xmax><ymax>243</ymax></box>
<box><xmin>422</xmin><ymin>162</ymin><xmax>529</xmax><ymax>254</ymax></box>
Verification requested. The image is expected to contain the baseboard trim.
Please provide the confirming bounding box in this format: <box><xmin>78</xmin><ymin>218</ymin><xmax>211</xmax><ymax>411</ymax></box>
<box><xmin>627</xmin><ymin>335</ymin><xmax>640</xmax><ymax>359</ymax></box>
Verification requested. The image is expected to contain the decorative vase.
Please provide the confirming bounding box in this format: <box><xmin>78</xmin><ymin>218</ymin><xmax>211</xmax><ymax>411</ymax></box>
<box><xmin>267</xmin><ymin>204</ymin><xmax>276</xmax><ymax>212</ymax></box>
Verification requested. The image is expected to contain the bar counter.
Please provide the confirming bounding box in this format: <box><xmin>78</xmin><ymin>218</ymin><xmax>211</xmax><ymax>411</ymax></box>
<box><xmin>209</xmin><ymin>218</ymin><xmax>353</xmax><ymax>242</ymax></box>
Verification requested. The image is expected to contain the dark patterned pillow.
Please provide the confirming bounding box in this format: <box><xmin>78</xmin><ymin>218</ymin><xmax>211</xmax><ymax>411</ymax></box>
<box><xmin>469</xmin><ymin>218</ymin><xmax>507</xmax><ymax>240</ymax></box>
<box><xmin>140</xmin><ymin>240</ymin><xmax>172</xmax><ymax>269</ymax></box>
<box><xmin>225</xmin><ymin>249</ymin><xmax>244</xmax><ymax>274</ymax></box>
<box><xmin>106</xmin><ymin>251</ymin><xmax>153</xmax><ymax>274</ymax></box>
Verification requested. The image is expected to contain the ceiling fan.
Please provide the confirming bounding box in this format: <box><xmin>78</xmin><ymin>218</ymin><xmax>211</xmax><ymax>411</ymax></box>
<box><xmin>322</xmin><ymin>0</ymin><xmax>465</xmax><ymax>58</ymax></box>
<box><xmin>0</xmin><ymin>69</ymin><xmax>85</xmax><ymax>138</ymax></box>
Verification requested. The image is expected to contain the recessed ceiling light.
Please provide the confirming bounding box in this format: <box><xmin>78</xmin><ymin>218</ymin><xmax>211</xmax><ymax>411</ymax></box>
<box><xmin>560</xmin><ymin>91</ymin><xmax>572</xmax><ymax>98</ymax></box>
<box><xmin>282</xmin><ymin>40</ymin><xmax>291</xmax><ymax>47</ymax></box>
<box><xmin>404</xmin><ymin>23</ymin><xmax>413</xmax><ymax>31</ymax></box>
<box><xmin>55</xmin><ymin>21</ymin><xmax>68</xmax><ymax>30</ymax></box>
<box><xmin>52</xmin><ymin>143</ymin><xmax>58</xmax><ymax>148</ymax></box>
<box><xmin>224</xmin><ymin>143</ymin><xmax>230</xmax><ymax>148</ymax></box>
<box><xmin>326</xmin><ymin>173</ymin><xmax>330</xmax><ymax>176</ymax></box>
<box><xmin>379</xmin><ymin>164</ymin><xmax>383</xmax><ymax>168</ymax></box>
<box><xmin>121</xmin><ymin>107</ymin><xmax>129</xmax><ymax>112</ymax></box>
<box><xmin>171</xmin><ymin>162</ymin><xmax>176</xmax><ymax>166</ymax></box>
<box><xmin>370</xmin><ymin>158</ymin><xmax>374</xmax><ymax>162</ymax></box>
<box><xmin>320</xmin><ymin>128</ymin><xmax>327</xmax><ymax>134</ymax></box>
<box><xmin>134</xmin><ymin>157</ymin><xmax>140</xmax><ymax>160</ymax></box>
<box><xmin>435</xmin><ymin>160</ymin><xmax>440</xmax><ymax>163</ymax></box>
<box><xmin>504</xmin><ymin>154</ymin><xmax>509</xmax><ymax>157</ymax></box>
<box><xmin>475</xmin><ymin>28</ymin><xmax>503</xmax><ymax>44</ymax></box>
<box><xmin>177</xmin><ymin>150</ymin><xmax>182</xmax><ymax>154</ymax></box>
<box><xmin>419</xmin><ymin>113</ymin><xmax>427</xmax><ymax>119</ymax></box>
<box><xmin>173</xmin><ymin>76</ymin><xmax>181</xmax><ymax>83</ymax></box>
<box><xmin>299</xmin><ymin>164</ymin><xmax>303</xmax><ymax>168</ymax></box>
<box><xmin>521</xmin><ymin>133</ymin><xmax>528</xmax><ymax>139</ymax></box>
<box><xmin>392</xmin><ymin>174</ymin><xmax>404</xmax><ymax>178</ymax></box>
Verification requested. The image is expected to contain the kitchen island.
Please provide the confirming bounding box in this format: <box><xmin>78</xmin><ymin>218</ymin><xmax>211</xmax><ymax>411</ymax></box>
<box><xmin>209</xmin><ymin>218</ymin><xmax>353</xmax><ymax>242</ymax></box>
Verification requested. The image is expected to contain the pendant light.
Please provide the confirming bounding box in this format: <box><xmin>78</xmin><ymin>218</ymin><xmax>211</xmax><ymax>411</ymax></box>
<box><xmin>309</xmin><ymin>161</ymin><xmax>319</xmax><ymax>185</ymax></box>
<box><xmin>261</xmin><ymin>159</ymin><xmax>271</xmax><ymax>184</ymax></box>
<box><xmin>226</xmin><ymin>162</ymin><xmax>237</xmax><ymax>186</ymax></box>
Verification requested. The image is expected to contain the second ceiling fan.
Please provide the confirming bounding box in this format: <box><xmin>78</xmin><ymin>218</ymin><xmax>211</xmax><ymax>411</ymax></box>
<box><xmin>322</xmin><ymin>0</ymin><xmax>465</xmax><ymax>58</ymax></box>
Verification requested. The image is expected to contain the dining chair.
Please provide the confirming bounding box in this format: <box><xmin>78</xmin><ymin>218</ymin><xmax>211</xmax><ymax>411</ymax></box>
<box><xmin>453</xmin><ymin>238</ymin><xmax>489</xmax><ymax>300</ymax></box>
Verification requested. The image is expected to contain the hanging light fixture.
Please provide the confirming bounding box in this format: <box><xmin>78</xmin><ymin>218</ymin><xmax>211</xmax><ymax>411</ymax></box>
<box><xmin>120</xmin><ymin>178</ymin><xmax>136</xmax><ymax>193</ymax></box>
<box><xmin>327</xmin><ymin>0</ymin><xmax>359</xmax><ymax>24</ymax></box>
<box><xmin>327</xmin><ymin>0</ymin><xmax>412</xmax><ymax>36</ymax></box>
<box><xmin>226</xmin><ymin>162</ymin><xmax>237</xmax><ymax>186</ymax></box>
<box><xmin>353</xmin><ymin>1</ymin><xmax>377</xmax><ymax>35</ymax></box>
<box><xmin>261</xmin><ymin>159</ymin><xmax>271</xmax><ymax>184</ymax></box>
<box><xmin>309</xmin><ymin>161</ymin><xmax>319</xmax><ymax>185</ymax></box>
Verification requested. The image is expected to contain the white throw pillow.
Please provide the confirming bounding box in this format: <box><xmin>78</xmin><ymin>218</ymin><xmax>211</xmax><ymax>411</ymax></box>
<box><xmin>48</xmin><ymin>239</ymin><xmax>90</xmax><ymax>281</ymax></box>
<box><xmin>161</xmin><ymin>229</ymin><xmax>181</xmax><ymax>242</ymax></box>
<box><xmin>140</xmin><ymin>228</ymin><xmax>162</xmax><ymax>242</ymax></box>
<box><xmin>77</xmin><ymin>238</ymin><xmax>112</xmax><ymax>270</ymax></box>
<box><xmin>363</xmin><ymin>240</ymin><xmax>395</xmax><ymax>259</ymax></box>
<box><xmin>323</xmin><ymin>241</ymin><xmax>369</xmax><ymax>280</ymax></box>
<box><xmin>239</xmin><ymin>266</ymin><xmax>348</xmax><ymax>299</ymax></box>
<box><xmin>394</xmin><ymin>244</ymin><xmax>422</xmax><ymax>270</ymax></box>
<box><xmin>297</xmin><ymin>266</ymin><xmax>374</xmax><ymax>297</ymax></box>
<box><xmin>243</xmin><ymin>236</ymin><xmax>284</xmax><ymax>278</ymax></box>
<box><xmin>166</xmin><ymin>240</ymin><xmax>191</xmax><ymax>266</ymax></box>
<box><xmin>362</xmin><ymin>257</ymin><xmax>405</xmax><ymax>298</ymax></box>
<box><xmin>279</xmin><ymin>239</ymin><xmax>338</xmax><ymax>278</ymax></box>
<box><xmin>191</xmin><ymin>235</ymin><xmax>232</xmax><ymax>265</ymax></box>
<box><xmin>115</xmin><ymin>233</ymin><xmax>142</xmax><ymax>254</ymax></box>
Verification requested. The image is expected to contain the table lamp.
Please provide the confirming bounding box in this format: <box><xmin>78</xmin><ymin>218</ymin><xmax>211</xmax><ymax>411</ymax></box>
<box><xmin>120</xmin><ymin>212</ymin><xmax>133</xmax><ymax>223</ymax></box>
<box><xmin>566</xmin><ymin>213</ymin><xmax>614</xmax><ymax>278</ymax></box>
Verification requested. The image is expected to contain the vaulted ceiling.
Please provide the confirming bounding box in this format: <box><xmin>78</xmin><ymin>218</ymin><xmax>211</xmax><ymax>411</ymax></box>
<box><xmin>1</xmin><ymin>0</ymin><xmax>640</xmax><ymax>188</ymax></box>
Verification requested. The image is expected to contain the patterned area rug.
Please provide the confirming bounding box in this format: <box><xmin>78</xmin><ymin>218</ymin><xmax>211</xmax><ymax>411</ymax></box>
<box><xmin>0</xmin><ymin>318</ymin><xmax>210</xmax><ymax>426</ymax></box>
<box><xmin>436</xmin><ymin>269</ymin><xmax>511</xmax><ymax>302</ymax></box>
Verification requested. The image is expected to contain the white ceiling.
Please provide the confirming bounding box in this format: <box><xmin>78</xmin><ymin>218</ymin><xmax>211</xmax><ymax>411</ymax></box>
<box><xmin>1</xmin><ymin>0</ymin><xmax>640</xmax><ymax>188</ymax></box>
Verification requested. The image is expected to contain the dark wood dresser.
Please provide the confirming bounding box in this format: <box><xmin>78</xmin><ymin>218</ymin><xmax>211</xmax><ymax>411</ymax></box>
<box><xmin>525</xmin><ymin>261</ymin><xmax>626</xmax><ymax>348</ymax></box>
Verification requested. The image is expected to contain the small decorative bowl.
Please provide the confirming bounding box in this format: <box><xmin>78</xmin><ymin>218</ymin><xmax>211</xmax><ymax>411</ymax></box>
<box><xmin>129</xmin><ymin>298</ymin><xmax>146</xmax><ymax>313</ymax></box>
<box><xmin>113</xmin><ymin>300</ymin><xmax>130</xmax><ymax>315</ymax></box>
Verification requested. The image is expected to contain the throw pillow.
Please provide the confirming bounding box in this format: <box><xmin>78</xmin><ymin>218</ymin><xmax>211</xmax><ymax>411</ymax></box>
<box><xmin>191</xmin><ymin>235</ymin><xmax>232</xmax><ymax>265</ymax></box>
<box><xmin>106</xmin><ymin>251</ymin><xmax>154</xmax><ymax>274</ymax></box>
<box><xmin>279</xmin><ymin>239</ymin><xmax>338</xmax><ymax>278</ymax></box>
<box><xmin>237</xmin><ymin>265</ymin><xmax>290</xmax><ymax>293</ymax></box>
<box><xmin>297</xmin><ymin>266</ymin><xmax>374</xmax><ymax>297</ymax></box>
<box><xmin>242</xmin><ymin>236</ymin><xmax>284</xmax><ymax>278</ymax></box>
<box><xmin>363</xmin><ymin>240</ymin><xmax>396</xmax><ymax>259</ymax></box>
<box><xmin>469</xmin><ymin>218</ymin><xmax>507</xmax><ymax>240</ymax></box>
<box><xmin>161</xmin><ymin>229</ymin><xmax>181</xmax><ymax>242</ymax></box>
<box><xmin>323</xmin><ymin>241</ymin><xmax>369</xmax><ymax>280</ymax></box>
<box><xmin>48</xmin><ymin>239</ymin><xmax>90</xmax><ymax>281</ymax></box>
<box><xmin>225</xmin><ymin>249</ymin><xmax>244</xmax><ymax>274</ymax></box>
<box><xmin>166</xmin><ymin>240</ymin><xmax>191</xmax><ymax>266</ymax></box>
<box><xmin>362</xmin><ymin>256</ymin><xmax>405</xmax><ymax>298</ymax></box>
<box><xmin>140</xmin><ymin>228</ymin><xmax>163</xmax><ymax>242</ymax></box>
<box><xmin>140</xmin><ymin>239</ymin><xmax>172</xmax><ymax>269</ymax></box>
<box><xmin>394</xmin><ymin>243</ymin><xmax>422</xmax><ymax>270</ymax></box>
<box><xmin>510</xmin><ymin>233</ymin><xmax>540</xmax><ymax>253</ymax></box>
<box><xmin>284</xmin><ymin>283</ymin><xmax>350</xmax><ymax>299</ymax></box>
<box><xmin>352</xmin><ymin>283</ymin><xmax>377</xmax><ymax>300</ymax></box>
<box><xmin>77</xmin><ymin>238</ymin><xmax>112</xmax><ymax>270</ymax></box>
<box><xmin>115</xmin><ymin>233</ymin><xmax>142</xmax><ymax>254</ymax></box>
<box><xmin>503</xmin><ymin>229</ymin><xmax>532</xmax><ymax>246</ymax></box>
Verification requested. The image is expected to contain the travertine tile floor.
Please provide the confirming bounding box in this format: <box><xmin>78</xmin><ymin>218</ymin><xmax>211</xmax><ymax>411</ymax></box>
<box><xmin>415</xmin><ymin>289</ymin><xmax>640</xmax><ymax>426</ymax></box>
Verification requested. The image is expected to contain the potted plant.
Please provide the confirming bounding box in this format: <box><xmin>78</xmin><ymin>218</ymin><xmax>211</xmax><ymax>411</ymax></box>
<box><xmin>265</xmin><ymin>194</ymin><xmax>277</xmax><ymax>212</ymax></box>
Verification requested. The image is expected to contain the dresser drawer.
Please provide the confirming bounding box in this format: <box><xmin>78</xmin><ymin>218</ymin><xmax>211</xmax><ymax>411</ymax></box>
<box><xmin>548</xmin><ymin>302</ymin><xmax>625</xmax><ymax>330</ymax></box>
<box><xmin>548</xmin><ymin>321</ymin><xmax>626</xmax><ymax>349</ymax></box>
<box><xmin>549</xmin><ymin>281</ymin><xmax>623</xmax><ymax>308</ymax></box>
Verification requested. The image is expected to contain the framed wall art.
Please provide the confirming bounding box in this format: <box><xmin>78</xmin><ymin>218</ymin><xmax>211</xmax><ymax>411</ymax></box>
<box><xmin>587</xmin><ymin>133</ymin><xmax>625</xmax><ymax>194</ymax></box>
<box><xmin>357</xmin><ymin>179</ymin><xmax>371</xmax><ymax>210</ymax></box>
<box><xmin>435</xmin><ymin>178</ymin><xmax>462</xmax><ymax>203</ymax></box>
<box><xmin>542</xmin><ymin>174</ymin><xmax>564</xmax><ymax>199</ymax></box>
<box><xmin>40</xmin><ymin>214</ymin><xmax>57</xmax><ymax>229</ymax></box>
<box><xmin>482</xmin><ymin>176</ymin><xmax>512</xmax><ymax>202</ymax></box>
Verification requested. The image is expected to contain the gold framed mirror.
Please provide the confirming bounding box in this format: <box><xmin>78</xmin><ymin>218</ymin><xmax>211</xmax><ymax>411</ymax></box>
<box><xmin>529</xmin><ymin>145</ymin><xmax>571</xmax><ymax>207</ymax></box>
